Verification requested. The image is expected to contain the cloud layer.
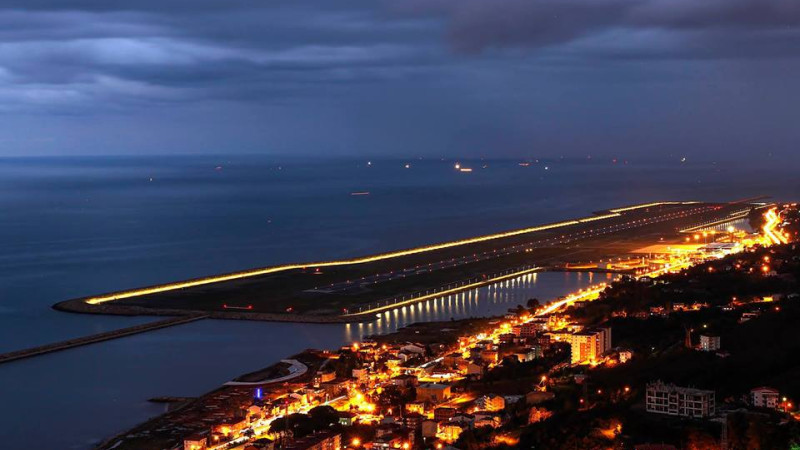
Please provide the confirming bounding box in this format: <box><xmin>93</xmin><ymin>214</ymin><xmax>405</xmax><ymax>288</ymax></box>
<box><xmin>398</xmin><ymin>0</ymin><xmax>800</xmax><ymax>54</ymax></box>
<box><xmin>0</xmin><ymin>0</ymin><xmax>799</xmax><ymax>157</ymax></box>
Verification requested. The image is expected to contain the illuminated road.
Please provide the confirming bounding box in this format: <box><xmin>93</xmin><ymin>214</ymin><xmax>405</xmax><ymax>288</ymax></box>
<box><xmin>763</xmin><ymin>207</ymin><xmax>788</xmax><ymax>245</ymax></box>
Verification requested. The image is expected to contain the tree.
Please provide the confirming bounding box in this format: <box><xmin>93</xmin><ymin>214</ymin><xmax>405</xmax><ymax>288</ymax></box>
<box><xmin>308</xmin><ymin>405</ymin><xmax>338</xmax><ymax>427</ymax></box>
<box><xmin>748</xmin><ymin>207</ymin><xmax>765</xmax><ymax>232</ymax></box>
<box><xmin>527</xmin><ymin>298</ymin><xmax>541</xmax><ymax>309</ymax></box>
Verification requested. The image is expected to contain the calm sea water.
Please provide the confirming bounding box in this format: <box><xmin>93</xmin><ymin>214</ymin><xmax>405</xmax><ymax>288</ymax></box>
<box><xmin>0</xmin><ymin>155</ymin><xmax>796</xmax><ymax>448</ymax></box>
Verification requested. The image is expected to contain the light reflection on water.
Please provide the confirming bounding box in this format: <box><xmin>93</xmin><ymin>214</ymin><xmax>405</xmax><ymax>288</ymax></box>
<box><xmin>346</xmin><ymin>270</ymin><xmax>609</xmax><ymax>342</ymax></box>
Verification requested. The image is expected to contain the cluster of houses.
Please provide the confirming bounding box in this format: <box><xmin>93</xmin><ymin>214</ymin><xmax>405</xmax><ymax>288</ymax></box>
<box><xmin>177</xmin><ymin>309</ymin><xmax>627</xmax><ymax>450</ymax></box>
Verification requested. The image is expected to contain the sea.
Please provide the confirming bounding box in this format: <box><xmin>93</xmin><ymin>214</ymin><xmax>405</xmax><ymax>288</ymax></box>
<box><xmin>0</xmin><ymin>155</ymin><xmax>796</xmax><ymax>448</ymax></box>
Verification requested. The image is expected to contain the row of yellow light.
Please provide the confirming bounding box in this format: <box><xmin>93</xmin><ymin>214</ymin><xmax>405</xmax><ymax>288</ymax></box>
<box><xmin>344</xmin><ymin>267</ymin><xmax>543</xmax><ymax>317</ymax></box>
<box><xmin>609</xmin><ymin>201</ymin><xmax>697</xmax><ymax>213</ymax></box>
<box><xmin>85</xmin><ymin>201</ymin><xmax>696</xmax><ymax>305</ymax></box>
<box><xmin>536</xmin><ymin>283</ymin><xmax>610</xmax><ymax>316</ymax></box>
<box><xmin>679</xmin><ymin>209</ymin><xmax>751</xmax><ymax>233</ymax></box>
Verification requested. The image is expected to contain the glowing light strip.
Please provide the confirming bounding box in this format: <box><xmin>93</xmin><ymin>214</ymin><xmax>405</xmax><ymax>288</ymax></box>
<box><xmin>538</xmin><ymin>285</ymin><xmax>608</xmax><ymax>316</ymax></box>
<box><xmin>576</xmin><ymin>213</ymin><xmax>619</xmax><ymax>223</ymax></box>
<box><xmin>609</xmin><ymin>201</ymin><xmax>698</xmax><ymax>213</ymax></box>
<box><xmin>84</xmin><ymin>201</ymin><xmax>696</xmax><ymax>305</ymax></box>
<box><xmin>345</xmin><ymin>267</ymin><xmax>543</xmax><ymax>316</ymax></box>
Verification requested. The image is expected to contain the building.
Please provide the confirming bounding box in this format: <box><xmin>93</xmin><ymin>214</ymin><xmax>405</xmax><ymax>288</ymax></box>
<box><xmin>405</xmin><ymin>402</ymin><xmax>425</xmax><ymax>415</ymax></box>
<box><xmin>569</xmin><ymin>327</ymin><xmax>611</xmax><ymax>364</ymax></box>
<box><xmin>391</xmin><ymin>374</ymin><xmax>418</xmax><ymax>388</ymax></box>
<box><xmin>421</xmin><ymin>420</ymin><xmax>439</xmax><ymax>438</ymax></box>
<box><xmin>514</xmin><ymin>346</ymin><xmax>541</xmax><ymax>362</ymax></box>
<box><xmin>338</xmin><ymin>411</ymin><xmax>356</xmax><ymax>427</ymax></box>
<box><xmin>498</xmin><ymin>333</ymin><xmax>516</xmax><ymax>344</ymax></box>
<box><xmin>437</xmin><ymin>423</ymin><xmax>464</xmax><ymax>443</ymax></box>
<box><xmin>370</xmin><ymin>429</ymin><xmax>413</xmax><ymax>450</ymax></box>
<box><xmin>284</xmin><ymin>431</ymin><xmax>341</xmax><ymax>450</ymax></box>
<box><xmin>513</xmin><ymin>322</ymin><xmax>540</xmax><ymax>338</ymax></box>
<box><xmin>466</xmin><ymin>362</ymin><xmax>485</xmax><ymax>377</ymax></box>
<box><xmin>404</xmin><ymin>412</ymin><xmax>424</xmax><ymax>431</ymax></box>
<box><xmin>646</xmin><ymin>381</ymin><xmax>715</xmax><ymax>418</ymax></box>
<box><xmin>479</xmin><ymin>349</ymin><xmax>498</xmax><ymax>363</ymax></box>
<box><xmin>401</xmin><ymin>343</ymin><xmax>426</xmax><ymax>355</ymax></box>
<box><xmin>183</xmin><ymin>434</ymin><xmax>207</xmax><ymax>450</ymax></box>
<box><xmin>475</xmin><ymin>394</ymin><xmax>505</xmax><ymax>412</ymax></box>
<box><xmin>212</xmin><ymin>418</ymin><xmax>247</xmax><ymax>438</ymax></box>
<box><xmin>474</xmin><ymin>413</ymin><xmax>502</xmax><ymax>428</ymax></box>
<box><xmin>434</xmin><ymin>407</ymin><xmax>457</xmax><ymax>421</ymax></box>
<box><xmin>313</xmin><ymin>370</ymin><xmax>336</xmax><ymax>386</ymax></box>
<box><xmin>450</xmin><ymin>413</ymin><xmax>475</xmax><ymax>428</ymax></box>
<box><xmin>547</xmin><ymin>331</ymin><xmax>575</xmax><ymax>343</ymax></box>
<box><xmin>443</xmin><ymin>353</ymin><xmax>463</xmax><ymax>367</ymax></box>
<box><xmin>699</xmin><ymin>335</ymin><xmax>721</xmax><ymax>352</ymax></box>
<box><xmin>416</xmin><ymin>383</ymin><xmax>452</xmax><ymax>403</ymax></box>
<box><xmin>750</xmin><ymin>387</ymin><xmax>780</xmax><ymax>409</ymax></box>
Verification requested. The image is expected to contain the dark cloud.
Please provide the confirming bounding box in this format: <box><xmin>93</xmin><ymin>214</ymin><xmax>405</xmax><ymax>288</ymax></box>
<box><xmin>0</xmin><ymin>0</ymin><xmax>799</xmax><ymax>159</ymax></box>
<box><xmin>397</xmin><ymin>0</ymin><xmax>800</xmax><ymax>53</ymax></box>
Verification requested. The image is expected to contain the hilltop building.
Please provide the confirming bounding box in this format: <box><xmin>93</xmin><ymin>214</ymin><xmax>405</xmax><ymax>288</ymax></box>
<box><xmin>646</xmin><ymin>381</ymin><xmax>715</xmax><ymax>418</ymax></box>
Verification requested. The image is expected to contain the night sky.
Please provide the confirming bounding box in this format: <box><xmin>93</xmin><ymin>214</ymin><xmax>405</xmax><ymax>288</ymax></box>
<box><xmin>1</xmin><ymin>0</ymin><xmax>799</xmax><ymax>161</ymax></box>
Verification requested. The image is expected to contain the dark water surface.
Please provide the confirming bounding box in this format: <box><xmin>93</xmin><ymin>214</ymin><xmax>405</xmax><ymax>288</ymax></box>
<box><xmin>0</xmin><ymin>156</ymin><xmax>796</xmax><ymax>448</ymax></box>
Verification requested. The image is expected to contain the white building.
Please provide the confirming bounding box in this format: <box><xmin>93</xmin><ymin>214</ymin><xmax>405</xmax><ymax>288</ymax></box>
<box><xmin>750</xmin><ymin>387</ymin><xmax>780</xmax><ymax>409</ymax></box>
<box><xmin>699</xmin><ymin>335</ymin><xmax>721</xmax><ymax>352</ymax></box>
<box><xmin>646</xmin><ymin>381</ymin><xmax>715</xmax><ymax>418</ymax></box>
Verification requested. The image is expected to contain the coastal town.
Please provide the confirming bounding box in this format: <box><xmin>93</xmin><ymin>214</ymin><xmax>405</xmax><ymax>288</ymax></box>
<box><xmin>100</xmin><ymin>204</ymin><xmax>800</xmax><ymax>450</ymax></box>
